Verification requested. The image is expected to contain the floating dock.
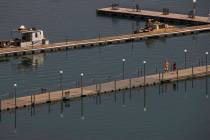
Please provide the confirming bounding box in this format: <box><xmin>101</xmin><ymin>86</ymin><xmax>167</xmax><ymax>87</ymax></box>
<box><xmin>97</xmin><ymin>7</ymin><xmax>210</xmax><ymax>25</ymax></box>
<box><xmin>0</xmin><ymin>65</ymin><xmax>209</xmax><ymax>111</ymax></box>
<box><xmin>1</xmin><ymin>24</ymin><xmax>210</xmax><ymax>58</ymax></box>
<box><xmin>1</xmin><ymin>7</ymin><xmax>210</xmax><ymax>58</ymax></box>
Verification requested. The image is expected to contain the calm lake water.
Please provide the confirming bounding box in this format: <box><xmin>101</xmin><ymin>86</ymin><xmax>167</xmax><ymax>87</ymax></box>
<box><xmin>0</xmin><ymin>0</ymin><xmax>210</xmax><ymax>139</ymax></box>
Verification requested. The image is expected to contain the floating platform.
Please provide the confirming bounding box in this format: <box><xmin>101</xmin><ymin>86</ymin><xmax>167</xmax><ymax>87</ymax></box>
<box><xmin>0</xmin><ymin>65</ymin><xmax>209</xmax><ymax>111</ymax></box>
<box><xmin>97</xmin><ymin>7</ymin><xmax>210</xmax><ymax>25</ymax></box>
<box><xmin>1</xmin><ymin>24</ymin><xmax>210</xmax><ymax>58</ymax></box>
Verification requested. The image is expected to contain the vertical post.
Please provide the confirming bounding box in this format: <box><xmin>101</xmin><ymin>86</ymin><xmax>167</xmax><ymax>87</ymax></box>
<box><xmin>48</xmin><ymin>91</ymin><xmax>51</xmax><ymax>102</ymax></box>
<box><xmin>205</xmin><ymin>51</ymin><xmax>208</xmax><ymax>98</ymax></box>
<box><xmin>159</xmin><ymin>72</ymin><xmax>161</xmax><ymax>82</ymax></box>
<box><xmin>80</xmin><ymin>73</ymin><xmax>84</xmax><ymax>96</ymax></box>
<box><xmin>141</xmin><ymin>68</ymin><xmax>143</xmax><ymax>76</ymax></box>
<box><xmin>129</xmin><ymin>78</ymin><xmax>132</xmax><ymax>100</ymax></box>
<box><xmin>192</xmin><ymin>66</ymin><xmax>194</xmax><ymax>88</ymax></box>
<box><xmin>59</xmin><ymin>70</ymin><xmax>63</xmax><ymax>99</ymax></box>
<box><xmin>13</xmin><ymin>83</ymin><xmax>17</xmax><ymax>134</ymax></box>
<box><xmin>184</xmin><ymin>49</ymin><xmax>188</xmax><ymax>69</ymax></box>
<box><xmin>138</xmin><ymin>68</ymin><xmax>140</xmax><ymax>77</ymax></box>
<box><xmin>114</xmin><ymin>80</ymin><xmax>117</xmax><ymax>103</ymax></box>
<box><xmin>155</xmin><ymin>65</ymin><xmax>158</xmax><ymax>73</ymax></box>
<box><xmin>192</xmin><ymin>0</ymin><xmax>197</xmax><ymax>18</ymax></box>
<box><xmin>122</xmin><ymin>58</ymin><xmax>126</xmax><ymax>80</ymax></box>
<box><xmin>98</xmin><ymin>32</ymin><xmax>101</xmax><ymax>41</ymax></box>
<box><xmin>176</xmin><ymin>69</ymin><xmax>179</xmax><ymax>91</ymax></box>
<box><xmin>205</xmin><ymin>52</ymin><xmax>208</xmax><ymax>74</ymax></box>
<box><xmin>176</xmin><ymin>69</ymin><xmax>179</xmax><ymax>79</ymax></box>
<box><xmin>143</xmin><ymin>61</ymin><xmax>147</xmax><ymax>112</ymax></box>
<box><xmin>143</xmin><ymin>61</ymin><xmax>146</xmax><ymax>86</ymax></box>
<box><xmin>0</xmin><ymin>98</ymin><xmax>1</xmax><ymax>122</ymax></box>
<box><xmin>14</xmin><ymin>83</ymin><xmax>17</xmax><ymax>109</ymax></box>
<box><xmin>80</xmin><ymin>73</ymin><xmax>84</xmax><ymax>120</ymax></box>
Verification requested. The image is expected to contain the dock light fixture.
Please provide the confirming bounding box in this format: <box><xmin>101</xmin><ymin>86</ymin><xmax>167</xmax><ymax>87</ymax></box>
<box><xmin>80</xmin><ymin>73</ymin><xmax>84</xmax><ymax>96</ymax></box>
<box><xmin>14</xmin><ymin>83</ymin><xmax>17</xmax><ymax>108</ymax></box>
<box><xmin>193</xmin><ymin>0</ymin><xmax>197</xmax><ymax>18</ymax></box>
<box><xmin>142</xmin><ymin>60</ymin><xmax>147</xmax><ymax>112</ymax></box>
<box><xmin>143</xmin><ymin>61</ymin><xmax>147</xmax><ymax>85</ymax></box>
<box><xmin>59</xmin><ymin>70</ymin><xmax>64</xmax><ymax>99</ymax></box>
<box><xmin>122</xmin><ymin>58</ymin><xmax>126</xmax><ymax>80</ymax></box>
<box><xmin>205</xmin><ymin>52</ymin><xmax>208</xmax><ymax>98</ymax></box>
<box><xmin>184</xmin><ymin>49</ymin><xmax>188</xmax><ymax>69</ymax></box>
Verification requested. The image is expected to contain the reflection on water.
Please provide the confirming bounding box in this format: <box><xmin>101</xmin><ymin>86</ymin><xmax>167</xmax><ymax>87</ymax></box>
<box><xmin>0</xmin><ymin>77</ymin><xmax>209</xmax><ymax>140</ymax></box>
<box><xmin>17</xmin><ymin>54</ymin><xmax>45</xmax><ymax>70</ymax></box>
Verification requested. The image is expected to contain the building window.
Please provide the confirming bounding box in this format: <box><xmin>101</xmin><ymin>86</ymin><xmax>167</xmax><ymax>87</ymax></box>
<box><xmin>35</xmin><ymin>33</ymin><xmax>38</xmax><ymax>38</ymax></box>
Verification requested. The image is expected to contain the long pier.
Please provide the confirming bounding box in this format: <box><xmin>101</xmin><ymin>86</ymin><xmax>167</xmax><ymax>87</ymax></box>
<box><xmin>1</xmin><ymin>24</ymin><xmax>210</xmax><ymax>58</ymax></box>
<box><xmin>0</xmin><ymin>65</ymin><xmax>209</xmax><ymax>111</ymax></box>
<box><xmin>1</xmin><ymin>7</ymin><xmax>210</xmax><ymax>58</ymax></box>
<box><xmin>97</xmin><ymin>7</ymin><xmax>210</xmax><ymax>25</ymax></box>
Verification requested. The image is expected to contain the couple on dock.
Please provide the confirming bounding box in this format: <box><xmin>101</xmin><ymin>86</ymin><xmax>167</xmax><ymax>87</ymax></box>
<box><xmin>163</xmin><ymin>60</ymin><xmax>176</xmax><ymax>72</ymax></box>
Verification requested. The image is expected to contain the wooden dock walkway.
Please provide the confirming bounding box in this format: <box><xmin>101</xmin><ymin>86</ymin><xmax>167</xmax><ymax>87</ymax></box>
<box><xmin>1</xmin><ymin>24</ymin><xmax>210</xmax><ymax>58</ymax></box>
<box><xmin>97</xmin><ymin>7</ymin><xmax>210</xmax><ymax>24</ymax></box>
<box><xmin>0</xmin><ymin>65</ymin><xmax>209</xmax><ymax>111</ymax></box>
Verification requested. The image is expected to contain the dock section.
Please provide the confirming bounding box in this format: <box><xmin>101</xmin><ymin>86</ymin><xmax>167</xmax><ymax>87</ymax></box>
<box><xmin>0</xmin><ymin>65</ymin><xmax>209</xmax><ymax>111</ymax></box>
<box><xmin>1</xmin><ymin>24</ymin><xmax>210</xmax><ymax>58</ymax></box>
<box><xmin>97</xmin><ymin>7</ymin><xmax>210</xmax><ymax>25</ymax></box>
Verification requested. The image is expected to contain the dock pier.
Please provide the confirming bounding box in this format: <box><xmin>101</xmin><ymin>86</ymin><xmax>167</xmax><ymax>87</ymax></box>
<box><xmin>97</xmin><ymin>7</ymin><xmax>210</xmax><ymax>25</ymax></box>
<box><xmin>0</xmin><ymin>7</ymin><xmax>210</xmax><ymax>58</ymax></box>
<box><xmin>1</xmin><ymin>24</ymin><xmax>210</xmax><ymax>58</ymax></box>
<box><xmin>0</xmin><ymin>65</ymin><xmax>209</xmax><ymax>111</ymax></box>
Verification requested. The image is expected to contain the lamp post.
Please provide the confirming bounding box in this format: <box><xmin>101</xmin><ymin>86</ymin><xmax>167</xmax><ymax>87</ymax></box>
<box><xmin>122</xmin><ymin>59</ymin><xmax>126</xmax><ymax>80</ymax></box>
<box><xmin>205</xmin><ymin>52</ymin><xmax>208</xmax><ymax>73</ymax></box>
<box><xmin>80</xmin><ymin>73</ymin><xmax>84</xmax><ymax>96</ymax></box>
<box><xmin>143</xmin><ymin>61</ymin><xmax>147</xmax><ymax>85</ymax></box>
<box><xmin>80</xmin><ymin>73</ymin><xmax>84</xmax><ymax>120</ymax></box>
<box><xmin>14</xmin><ymin>83</ymin><xmax>17</xmax><ymax>108</ymax></box>
<box><xmin>59</xmin><ymin>70</ymin><xmax>63</xmax><ymax>99</ymax></box>
<box><xmin>184</xmin><ymin>49</ymin><xmax>188</xmax><ymax>69</ymax></box>
<box><xmin>192</xmin><ymin>0</ymin><xmax>197</xmax><ymax>18</ymax></box>
<box><xmin>143</xmin><ymin>60</ymin><xmax>147</xmax><ymax>112</ymax></box>
<box><xmin>13</xmin><ymin>83</ymin><xmax>17</xmax><ymax>133</ymax></box>
<box><xmin>205</xmin><ymin>51</ymin><xmax>208</xmax><ymax>98</ymax></box>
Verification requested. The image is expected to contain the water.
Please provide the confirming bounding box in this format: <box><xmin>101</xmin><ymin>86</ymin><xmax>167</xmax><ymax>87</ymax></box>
<box><xmin>0</xmin><ymin>0</ymin><xmax>210</xmax><ymax>139</ymax></box>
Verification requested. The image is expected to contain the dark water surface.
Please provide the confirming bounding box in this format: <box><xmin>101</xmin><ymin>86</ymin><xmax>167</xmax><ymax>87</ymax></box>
<box><xmin>0</xmin><ymin>0</ymin><xmax>210</xmax><ymax>139</ymax></box>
